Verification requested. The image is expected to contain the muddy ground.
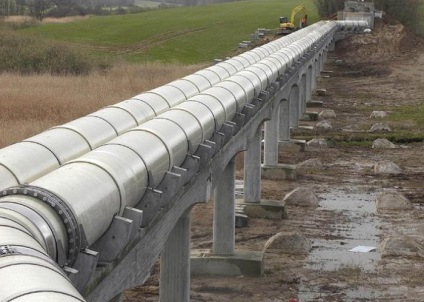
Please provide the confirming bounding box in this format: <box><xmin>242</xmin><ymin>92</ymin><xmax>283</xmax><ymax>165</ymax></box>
<box><xmin>126</xmin><ymin>18</ymin><xmax>424</xmax><ymax>302</ymax></box>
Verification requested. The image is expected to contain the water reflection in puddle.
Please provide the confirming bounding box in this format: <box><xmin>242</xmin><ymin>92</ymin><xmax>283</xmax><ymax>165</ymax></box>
<box><xmin>300</xmin><ymin>189</ymin><xmax>380</xmax><ymax>301</ymax></box>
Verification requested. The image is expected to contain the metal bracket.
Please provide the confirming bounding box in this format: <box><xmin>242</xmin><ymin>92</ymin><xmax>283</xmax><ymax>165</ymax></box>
<box><xmin>122</xmin><ymin>207</ymin><xmax>143</xmax><ymax>240</ymax></box>
<box><xmin>137</xmin><ymin>188</ymin><xmax>162</xmax><ymax>227</ymax></box>
<box><xmin>220</xmin><ymin>122</ymin><xmax>234</xmax><ymax>145</ymax></box>
<box><xmin>251</xmin><ymin>97</ymin><xmax>264</xmax><ymax>110</ymax></box>
<box><xmin>181</xmin><ymin>154</ymin><xmax>200</xmax><ymax>184</ymax></box>
<box><xmin>136</xmin><ymin>169</ymin><xmax>184</xmax><ymax>227</ymax></box>
<box><xmin>241</xmin><ymin>104</ymin><xmax>256</xmax><ymax>123</ymax></box>
<box><xmin>271</xmin><ymin>81</ymin><xmax>280</xmax><ymax>92</ymax></box>
<box><xmin>232</xmin><ymin>113</ymin><xmax>245</xmax><ymax>134</ymax></box>
<box><xmin>157</xmin><ymin>171</ymin><xmax>184</xmax><ymax>207</ymax></box>
<box><xmin>68</xmin><ymin>248</ymin><xmax>99</xmax><ymax>292</ymax></box>
<box><xmin>267</xmin><ymin>84</ymin><xmax>276</xmax><ymax>97</ymax></box>
<box><xmin>258</xmin><ymin>91</ymin><xmax>270</xmax><ymax>102</ymax></box>
<box><xmin>211</xmin><ymin>132</ymin><xmax>225</xmax><ymax>152</ymax></box>
<box><xmin>90</xmin><ymin>216</ymin><xmax>133</xmax><ymax>263</ymax></box>
<box><xmin>171</xmin><ymin>166</ymin><xmax>188</xmax><ymax>186</ymax></box>
<box><xmin>194</xmin><ymin>142</ymin><xmax>214</xmax><ymax>169</ymax></box>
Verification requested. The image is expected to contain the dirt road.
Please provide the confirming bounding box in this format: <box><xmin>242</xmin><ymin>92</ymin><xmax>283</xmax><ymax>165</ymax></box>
<box><xmin>125</xmin><ymin>18</ymin><xmax>424</xmax><ymax>302</ymax></box>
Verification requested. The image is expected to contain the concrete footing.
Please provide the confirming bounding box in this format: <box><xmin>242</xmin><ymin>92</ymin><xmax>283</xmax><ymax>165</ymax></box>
<box><xmin>306</xmin><ymin>101</ymin><xmax>324</xmax><ymax>108</ymax></box>
<box><xmin>191</xmin><ymin>249</ymin><xmax>264</xmax><ymax>277</ymax></box>
<box><xmin>291</xmin><ymin>125</ymin><xmax>315</xmax><ymax>135</ymax></box>
<box><xmin>278</xmin><ymin>139</ymin><xmax>306</xmax><ymax>152</ymax></box>
<box><xmin>300</xmin><ymin>111</ymin><xmax>319</xmax><ymax>121</ymax></box>
<box><xmin>261</xmin><ymin>164</ymin><xmax>297</xmax><ymax>180</ymax></box>
<box><xmin>238</xmin><ymin>199</ymin><xmax>287</xmax><ymax>220</ymax></box>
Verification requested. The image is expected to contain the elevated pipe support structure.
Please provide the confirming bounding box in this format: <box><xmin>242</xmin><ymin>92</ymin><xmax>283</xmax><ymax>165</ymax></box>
<box><xmin>0</xmin><ymin>20</ymin><xmax>367</xmax><ymax>302</ymax></box>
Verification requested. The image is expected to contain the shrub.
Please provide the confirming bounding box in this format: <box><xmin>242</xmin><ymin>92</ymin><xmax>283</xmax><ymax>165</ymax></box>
<box><xmin>0</xmin><ymin>29</ymin><xmax>109</xmax><ymax>75</ymax></box>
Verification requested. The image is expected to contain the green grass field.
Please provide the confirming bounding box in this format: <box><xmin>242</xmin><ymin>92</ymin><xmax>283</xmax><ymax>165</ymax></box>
<box><xmin>20</xmin><ymin>0</ymin><xmax>317</xmax><ymax>64</ymax></box>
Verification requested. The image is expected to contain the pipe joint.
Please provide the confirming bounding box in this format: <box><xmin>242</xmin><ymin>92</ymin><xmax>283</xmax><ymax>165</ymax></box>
<box><xmin>1</xmin><ymin>185</ymin><xmax>87</xmax><ymax>267</ymax></box>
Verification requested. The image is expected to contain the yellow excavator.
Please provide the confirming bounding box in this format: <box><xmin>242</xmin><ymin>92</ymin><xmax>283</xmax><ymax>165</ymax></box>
<box><xmin>278</xmin><ymin>5</ymin><xmax>308</xmax><ymax>35</ymax></box>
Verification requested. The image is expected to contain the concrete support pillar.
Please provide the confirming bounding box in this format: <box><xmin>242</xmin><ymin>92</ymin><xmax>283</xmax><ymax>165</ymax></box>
<box><xmin>312</xmin><ymin>61</ymin><xmax>318</xmax><ymax>90</ymax></box>
<box><xmin>213</xmin><ymin>158</ymin><xmax>235</xmax><ymax>255</ymax></box>
<box><xmin>300</xmin><ymin>76</ymin><xmax>307</xmax><ymax>115</ymax></box>
<box><xmin>263</xmin><ymin>107</ymin><xmax>279</xmax><ymax>166</ymax></box>
<box><xmin>244</xmin><ymin>128</ymin><xmax>261</xmax><ymax>203</ymax></box>
<box><xmin>318</xmin><ymin>55</ymin><xmax>323</xmax><ymax>74</ymax></box>
<box><xmin>289</xmin><ymin>86</ymin><xmax>300</xmax><ymax>128</ymax></box>
<box><xmin>160</xmin><ymin>209</ymin><xmax>192</xmax><ymax>302</ymax></box>
<box><xmin>306</xmin><ymin>68</ymin><xmax>313</xmax><ymax>104</ymax></box>
<box><xmin>323</xmin><ymin>49</ymin><xmax>328</xmax><ymax>63</ymax></box>
<box><xmin>279</xmin><ymin>100</ymin><xmax>290</xmax><ymax>141</ymax></box>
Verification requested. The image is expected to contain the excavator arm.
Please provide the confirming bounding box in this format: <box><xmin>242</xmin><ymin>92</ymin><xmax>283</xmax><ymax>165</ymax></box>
<box><xmin>278</xmin><ymin>4</ymin><xmax>307</xmax><ymax>35</ymax></box>
<box><xmin>290</xmin><ymin>5</ymin><xmax>307</xmax><ymax>25</ymax></box>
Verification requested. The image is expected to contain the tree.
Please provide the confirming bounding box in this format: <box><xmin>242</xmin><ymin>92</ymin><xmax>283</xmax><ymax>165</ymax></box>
<box><xmin>25</xmin><ymin>0</ymin><xmax>52</xmax><ymax>20</ymax></box>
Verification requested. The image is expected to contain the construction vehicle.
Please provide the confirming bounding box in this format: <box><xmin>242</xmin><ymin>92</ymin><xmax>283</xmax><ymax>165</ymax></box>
<box><xmin>278</xmin><ymin>5</ymin><xmax>308</xmax><ymax>35</ymax></box>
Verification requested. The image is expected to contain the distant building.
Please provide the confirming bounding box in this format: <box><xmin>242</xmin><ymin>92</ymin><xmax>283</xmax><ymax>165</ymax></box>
<box><xmin>338</xmin><ymin>0</ymin><xmax>382</xmax><ymax>29</ymax></box>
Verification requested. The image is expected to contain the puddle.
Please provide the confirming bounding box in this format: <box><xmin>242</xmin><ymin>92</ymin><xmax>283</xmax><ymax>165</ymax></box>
<box><xmin>299</xmin><ymin>285</ymin><xmax>378</xmax><ymax>301</ymax></box>
<box><xmin>300</xmin><ymin>189</ymin><xmax>381</xmax><ymax>301</ymax></box>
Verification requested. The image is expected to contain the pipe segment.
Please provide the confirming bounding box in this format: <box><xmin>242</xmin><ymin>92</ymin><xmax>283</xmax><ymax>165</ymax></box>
<box><xmin>0</xmin><ymin>24</ymin><xmax>319</xmax><ymax>189</ymax></box>
<box><xmin>1</xmin><ymin>20</ymin><xmax>340</xmax><ymax>258</ymax></box>
<box><xmin>0</xmin><ymin>23</ymin><xmax>326</xmax><ymax>193</ymax></box>
<box><xmin>0</xmin><ymin>21</ymin><xmax>362</xmax><ymax>300</ymax></box>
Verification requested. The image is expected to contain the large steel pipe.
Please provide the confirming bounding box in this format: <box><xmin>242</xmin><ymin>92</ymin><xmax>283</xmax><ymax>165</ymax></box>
<box><xmin>0</xmin><ymin>22</ymin><xmax>333</xmax><ymax>193</ymax></box>
<box><xmin>0</xmin><ymin>211</ymin><xmax>83</xmax><ymax>301</ymax></box>
<box><xmin>0</xmin><ymin>21</ymin><xmax>364</xmax><ymax>300</ymax></box>
<box><xmin>0</xmin><ymin>20</ymin><xmax>340</xmax><ymax>260</ymax></box>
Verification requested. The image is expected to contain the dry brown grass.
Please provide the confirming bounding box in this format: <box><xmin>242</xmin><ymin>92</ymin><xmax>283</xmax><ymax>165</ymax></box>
<box><xmin>0</xmin><ymin>62</ymin><xmax>205</xmax><ymax>148</ymax></box>
<box><xmin>42</xmin><ymin>16</ymin><xmax>92</xmax><ymax>23</ymax></box>
<box><xmin>2</xmin><ymin>15</ymin><xmax>91</xmax><ymax>25</ymax></box>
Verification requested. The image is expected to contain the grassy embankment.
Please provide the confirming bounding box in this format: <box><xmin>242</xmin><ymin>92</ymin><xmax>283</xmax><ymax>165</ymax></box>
<box><xmin>19</xmin><ymin>0</ymin><xmax>318</xmax><ymax>64</ymax></box>
<box><xmin>0</xmin><ymin>0</ymin><xmax>318</xmax><ymax>147</ymax></box>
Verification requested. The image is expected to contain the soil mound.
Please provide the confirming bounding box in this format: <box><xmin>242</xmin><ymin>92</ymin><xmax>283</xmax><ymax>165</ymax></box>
<box><xmin>335</xmin><ymin>15</ymin><xmax>422</xmax><ymax>63</ymax></box>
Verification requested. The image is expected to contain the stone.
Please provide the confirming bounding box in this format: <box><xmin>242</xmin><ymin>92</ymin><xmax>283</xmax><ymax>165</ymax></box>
<box><xmin>372</xmin><ymin>138</ymin><xmax>397</xmax><ymax>149</ymax></box>
<box><xmin>314</xmin><ymin>120</ymin><xmax>332</xmax><ymax>132</ymax></box>
<box><xmin>235</xmin><ymin>213</ymin><xmax>249</xmax><ymax>228</ymax></box>
<box><xmin>370</xmin><ymin>111</ymin><xmax>388</xmax><ymax>118</ymax></box>
<box><xmin>381</xmin><ymin>236</ymin><xmax>424</xmax><ymax>258</ymax></box>
<box><xmin>307</xmin><ymin>138</ymin><xmax>328</xmax><ymax>148</ymax></box>
<box><xmin>297</xmin><ymin>158</ymin><xmax>323</xmax><ymax>170</ymax></box>
<box><xmin>369</xmin><ymin>123</ymin><xmax>391</xmax><ymax>133</ymax></box>
<box><xmin>318</xmin><ymin>109</ymin><xmax>337</xmax><ymax>119</ymax></box>
<box><xmin>264</xmin><ymin>231</ymin><xmax>311</xmax><ymax>255</ymax></box>
<box><xmin>374</xmin><ymin>160</ymin><xmax>402</xmax><ymax>175</ymax></box>
<box><xmin>376</xmin><ymin>191</ymin><xmax>413</xmax><ymax>211</ymax></box>
<box><xmin>283</xmin><ymin>187</ymin><xmax>320</xmax><ymax>207</ymax></box>
<box><xmin>316</xmin><ymin>89</ymin><xmax>327</xmax><ymax>96</ymax></box>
